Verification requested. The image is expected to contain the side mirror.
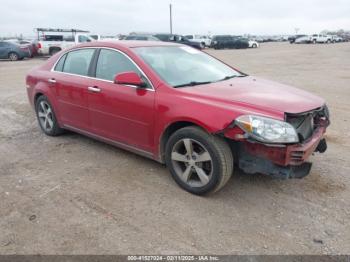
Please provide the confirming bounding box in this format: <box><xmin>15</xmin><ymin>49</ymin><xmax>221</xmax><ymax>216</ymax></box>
<box><xmin>114</xmin><ymin>71</ymin><xmax>147</xmax><ymax>88</ymax></box>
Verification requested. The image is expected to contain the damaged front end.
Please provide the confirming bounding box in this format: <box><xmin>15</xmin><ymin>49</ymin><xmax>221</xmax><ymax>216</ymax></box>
<box><xmin>222</xmin><ymin>105</ymin><xmax>330</xmax><ymax>179</ymax></box>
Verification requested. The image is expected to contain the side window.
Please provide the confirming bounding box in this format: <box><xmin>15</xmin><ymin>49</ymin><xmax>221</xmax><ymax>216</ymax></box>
<box><xmin>78</xmin><ymin>35</ymin><xmax>91</xmax><ymax>43</ymax></box>
<box><xmin>137</xmin><ymin>36</ymin><xmax>147</xmax><ymax>40</ymax></box>
<box><xmin>63</xmin><ymin>49</ymin><xmax>95</xmax><ymax>76</ymax></box>
<box><xmin>54</xmin><ymin>54</ymin><xmax>67</xmax><ymax>72</ymax></box>
<box><xmin>96</xmin><ymin>49</ymin><xmax>141</xmax><ymax>81</ymax></box>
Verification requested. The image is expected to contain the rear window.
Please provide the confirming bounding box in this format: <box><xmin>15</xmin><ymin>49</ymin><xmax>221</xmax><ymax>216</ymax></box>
<box><xmin>154</xmin><ymin>35</ymin><xmax>169</xmax><ymax>41</ymax></box>
<box><xmin>62</xmin><ymin>49</ymin><xmax>95</xmax><ymax>76</ymax></box>
<box><xmin>136</xmin><ymin>36</ymin><xmax>147</xmax><ymax>40</ymax></box>
<box><xmin>54</xmin><ymin>54</ymin><xmax>67</xmax><ymax>72</ymax></box>
<box><xmin>125</xmin><ymin>36</ymin><xmax>136</xmax><ymax>40</ymax></box>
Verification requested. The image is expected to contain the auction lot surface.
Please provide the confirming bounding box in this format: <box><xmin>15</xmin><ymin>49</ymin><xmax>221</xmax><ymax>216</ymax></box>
<box><xmin>0</xmin><ymin>42</ymin><xmax>349</xmax><ymax>254</ymax></box>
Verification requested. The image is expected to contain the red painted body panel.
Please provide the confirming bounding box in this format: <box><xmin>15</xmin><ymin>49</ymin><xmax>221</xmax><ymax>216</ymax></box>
<box><xmin>87</xmin><ymin>79</ymin><xmax>155</xmax><ymax>152</ymax></box>
<box><xmin>242</xmin><ymin>126</ymin><xmax>326</xmax><ymax>166</ymax></box>
<box><xmin>26</xmin><ymin>40</ymin><xmax>328</xmax><ymax>167</ymax></box>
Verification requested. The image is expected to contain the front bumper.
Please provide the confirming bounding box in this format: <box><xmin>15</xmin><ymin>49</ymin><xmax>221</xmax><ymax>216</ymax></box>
<box><xmin>235</xmin><ymin>126</ymin><xmax>327</xmax><ymax>179</ymax></box>
<box><xmin>239</xmin><ymin>153</ymin><xmax>313</xmax><ymax>179</ymax></box>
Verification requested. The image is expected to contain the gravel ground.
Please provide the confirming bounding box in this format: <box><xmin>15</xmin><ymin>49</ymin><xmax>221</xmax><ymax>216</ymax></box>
<box><xmin>0</xmin><ymin>42</ymin><xmax>349</xmax><ymax>255</ymax></box>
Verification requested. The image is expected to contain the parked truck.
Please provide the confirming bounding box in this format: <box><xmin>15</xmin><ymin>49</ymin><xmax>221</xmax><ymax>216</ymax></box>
<box><xmin>35</xmin><ymin>28</ymin><xmax>96</xmax><ymax>56</ymax></box>
<box><xmin>311</xmin><ymin>34</ymin><xmax>333</xmax><ymax>44</ymax></box>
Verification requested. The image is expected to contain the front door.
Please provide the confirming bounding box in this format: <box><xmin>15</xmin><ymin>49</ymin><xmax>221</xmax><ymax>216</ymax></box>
<box><xmin>88</xmin><ymin>48</ymin><xmax>155</xmax><ymax>152</ymax></box>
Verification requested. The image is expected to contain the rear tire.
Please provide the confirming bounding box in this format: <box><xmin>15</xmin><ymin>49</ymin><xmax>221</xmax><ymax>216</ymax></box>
<box><xmin>35</xmin><ymin>95</ymin><xmax>64</xmax><ymax>136</ymax></box>
<box><xmin>165</xmin><ymin>126</ymin><xmax>233</xmax><ymax>195</ymax></box>
<box><xmin>8</xmin><ymin>52</ymin><xmax>19</xmax><ymax>61</ymax></box>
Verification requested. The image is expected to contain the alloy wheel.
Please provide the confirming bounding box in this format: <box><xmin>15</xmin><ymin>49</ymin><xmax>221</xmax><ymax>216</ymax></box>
<box><xmin>38</xmin><ymin>101</ymin><xmax>54</xmax><ymax>132</ymax></box>
<box><xmin>171</xmin><ymin>138</ymin><xmax>213</xmax><ymax>187</ymax></box>
<box><xmin>9</xmin><ymin>53</ymin><xmax>18</xmax><ymax>61</ymax></box>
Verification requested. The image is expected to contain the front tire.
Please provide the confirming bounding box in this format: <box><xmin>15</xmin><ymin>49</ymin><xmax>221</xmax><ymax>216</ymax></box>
<box><xmin>165</xmin><ymin>126</ymin><xmax>233</xmax><ymax>195</ymax></box>
<box><xmin>8</xmin><ymin>52</ymin><xmax>19</xmax><ymax>61</ymax></box>
<box><xmin>35</xmin><ymin>95</ymin><xmax>64</xmax><ymax>136</ymax></box>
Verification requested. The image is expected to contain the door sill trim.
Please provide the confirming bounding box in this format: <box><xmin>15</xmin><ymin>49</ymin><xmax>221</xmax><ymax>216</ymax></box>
<box><xmin>63</xmin><ymin>124</ymin><xmax>155</xmax><ymax>160</ymax></box>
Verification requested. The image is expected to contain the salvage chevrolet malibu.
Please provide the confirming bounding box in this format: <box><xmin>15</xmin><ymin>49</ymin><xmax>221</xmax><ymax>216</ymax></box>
<box><xmin>26</xmin><ymin>41</ymin><xmax>330</xmax><ymax>195</ymax></box>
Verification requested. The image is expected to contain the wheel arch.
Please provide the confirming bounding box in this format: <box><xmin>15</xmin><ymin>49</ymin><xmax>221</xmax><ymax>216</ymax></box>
<box><xmin>158</xmin><ymin>120</ymin><xmax>210</xmax><ymax>163</ymax></box>
<box><xmin>34</xmin><ymin>92</ymin><xmax>45</xmax><ymax>105</ymax></box>
<box><xmin>32</xmin><ymin>87</ymin><xmax>63</xmax><ymax>127</ymax></box>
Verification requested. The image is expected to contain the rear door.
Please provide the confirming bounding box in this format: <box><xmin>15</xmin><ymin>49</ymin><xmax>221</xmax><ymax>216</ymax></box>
<box><xmin>0</xmin><ymin>42</ymin><xmax>10</xmax><ymax>58</ymax></box>
<box><xmin>0</xmin><ymin>42</ymin><xmax>6</xmax><ymax>58</ymax></box>
<box><xmin>87</xmin><ymin>48</ymin><xmax>155</xmax><ymax>152</ymax></box>
<box><xmin>51</xmin><ymin>48</ymin><xmax>96</xmax><ymax>131</ymax></box>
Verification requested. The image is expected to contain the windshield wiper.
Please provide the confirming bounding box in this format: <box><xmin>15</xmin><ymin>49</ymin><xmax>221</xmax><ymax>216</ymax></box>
<box><xmin>216</xmin><ymin>74</ymin><xmax>246</xmax><ymax>82</ymax></box>
<box><xmin>173</xmin><ymin>81</ymin><xmax>212</xmax><ymax>88</ymax></box>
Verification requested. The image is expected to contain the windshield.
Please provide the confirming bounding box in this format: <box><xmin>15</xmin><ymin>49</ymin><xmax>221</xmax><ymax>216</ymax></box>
<box><xmin>133</xmin><ymin>46</ymin><xmax>243</xmax><ymax>87</ymax></box>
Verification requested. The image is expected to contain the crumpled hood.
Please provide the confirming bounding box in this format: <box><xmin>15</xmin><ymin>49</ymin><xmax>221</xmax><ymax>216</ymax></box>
<box><xmin>180</xmin><ymin>76</ymin><xmax>325</xmax><ymax>114</ymax></box>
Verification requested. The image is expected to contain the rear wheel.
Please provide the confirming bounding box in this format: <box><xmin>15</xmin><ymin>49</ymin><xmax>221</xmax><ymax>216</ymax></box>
<box><xmin>8</xmin><ymin>52</ymin><xmax>19</xmax><ymax>61</ymax></box>
<box><xmin>165</xmin><ymin>126</ymin><xmax>233</xmax><ymax>195</ymax></box>
<box><xmin>252</xmin><ymin>43</ymin><xmax>257</xmax><ymax>48</ymax></box>
<box><xmin>35</xmin><ymin>95</ymin><xmax>64</xmax><ymax>136</ymax></box>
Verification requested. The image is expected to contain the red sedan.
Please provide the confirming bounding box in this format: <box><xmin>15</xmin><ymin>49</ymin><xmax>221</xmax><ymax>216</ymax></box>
<box><xmin>26</xmin><ymin>41</ymin><xmax>330</xmax><ymax>195</ymax></box>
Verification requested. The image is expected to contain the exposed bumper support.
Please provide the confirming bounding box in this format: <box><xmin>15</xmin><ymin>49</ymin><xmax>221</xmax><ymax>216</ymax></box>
<box><xmin>232</xmin><ymin>128</ymin><xmax>327</xmax><ymax>179</ymax></box>
<box><xmin>239</xmin><ymin>153</ymin><xmax>312</xmax><ymax>179</ymax></box>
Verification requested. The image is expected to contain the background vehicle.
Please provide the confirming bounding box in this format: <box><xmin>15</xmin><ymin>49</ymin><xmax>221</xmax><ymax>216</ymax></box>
<box><xmin>154</xmin><ymin>34</ymin><xmax>202</xmax><ymax>49</ymax></box>
<box><xmin>211</xmin><ymin>35</ymin><xmax>249</xmax><ymax>49</ymax></box>
<box><xmin>331</xmin><ymin>35</ymin><xmax>343</xmax><ymax>43</ymax></box>
<box><xmin>35</xmin><ymin>28</ymin><xmax>96</xmax><ymax>56</ymax></box>
<box><xmin>185</xmin><ymin>35</ymin><xmax>212</xmax><ymax>47</ymax></box>
<box><xmin>6</xmin><ymin>39</ymin><xmax>38</xmax><ymax>57</ymax></box>
<box><xmin>295</xmin><ymin>35</ymin><xmax>312</xmax><ymax>44</ymax></box>
<box><xmin>89</xmin><ymin>34</ymin><xmax>101</xmax><ymax>41</ymax></box>
<box><xmin>247</xmin><ymin>39</ymin><xmax>259</xmax><ymax>48</ymax></box>
<box><xmin>311</xmin><ymin>34</ymin><xmax>332</xmax><ymax>43</ymax></box>
<box><xmin>288</xmin><ymin>34</ymin><xmax>307</xmax><ymax>43</ymax></box>
<box><xmin>0</xmin><ymin>41</ymin><xmax>31</xmax><ymax>61</ymax></box>
<box><xmin>125</xmin><ymin>35</ymin><xmax>160</xmax><ymax>41</ymax></box>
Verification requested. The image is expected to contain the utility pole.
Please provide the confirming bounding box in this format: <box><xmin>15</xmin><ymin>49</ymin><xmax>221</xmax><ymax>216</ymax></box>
<box><xmin>169</xmin><ymin>3</ymin><xmax>173</xmax><ymax>34</ymax></box>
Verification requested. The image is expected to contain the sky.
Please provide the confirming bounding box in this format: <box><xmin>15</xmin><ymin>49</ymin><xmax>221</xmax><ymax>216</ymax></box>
<box><xmin>1</xmin><ymin>0</ymin><xmax>350</xmax><ymax>37</ymax></box>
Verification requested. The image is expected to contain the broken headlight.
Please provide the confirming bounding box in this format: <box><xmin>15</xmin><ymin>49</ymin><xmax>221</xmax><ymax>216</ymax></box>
<box><xmin>235</xmin><ymin>115</ymin><xmax>299</xmax><ymax>144</ymax></box>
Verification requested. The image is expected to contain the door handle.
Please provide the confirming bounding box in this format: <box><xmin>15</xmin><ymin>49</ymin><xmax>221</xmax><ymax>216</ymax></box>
<box><xmin>48</xmin><ymin>78</ymin><xmax>56</xmax><ymax>84</ymax></box>
<box><xmin>88</xmin><ymin>86</ymin><xmax>101</xmax><ymax>93</ymax></box>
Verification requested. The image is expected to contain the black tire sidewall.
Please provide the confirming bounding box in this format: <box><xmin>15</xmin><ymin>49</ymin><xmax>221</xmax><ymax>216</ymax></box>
<box><xmin>165</xmin><ymin>128</ymin><xmax>224</xmax><ymax>195</ymax></box>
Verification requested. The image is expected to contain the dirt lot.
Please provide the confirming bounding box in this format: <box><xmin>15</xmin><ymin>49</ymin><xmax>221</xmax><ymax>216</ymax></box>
<box><xmin>0</xmin><ymin>42</ymin><xmax>349</xmax><ymax>255</ymax></box>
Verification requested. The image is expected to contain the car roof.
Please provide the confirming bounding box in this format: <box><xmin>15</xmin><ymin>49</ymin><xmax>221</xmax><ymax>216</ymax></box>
<box><xmin>76</xmin><ymin>40</ymin><xmax>181</xmax><ymax>49</ymax></box>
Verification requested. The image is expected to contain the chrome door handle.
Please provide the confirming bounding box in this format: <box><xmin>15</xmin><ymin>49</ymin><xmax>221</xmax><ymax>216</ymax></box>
<box><xmin>48</xmin><ymin>78</ymin><xmax>56</xmax><ymax>83</ymax></box>
<box><xmin>88</xmin><ymin>86</ymin><xmax>101</xmax><ymax>93</ymax></box>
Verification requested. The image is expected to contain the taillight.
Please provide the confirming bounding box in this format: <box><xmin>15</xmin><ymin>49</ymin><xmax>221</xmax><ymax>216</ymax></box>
<box><xmin>37</xmin><ymin>43</ymin><xmax>42</xmax><ymax>49</ymax></box>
